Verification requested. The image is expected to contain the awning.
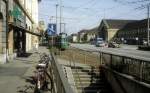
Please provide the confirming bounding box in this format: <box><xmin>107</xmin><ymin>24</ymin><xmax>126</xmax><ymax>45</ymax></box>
<box><xmin>9</xmin><ymin>23</ymin><xmax>41</xmax><ymax>37</ymax></box>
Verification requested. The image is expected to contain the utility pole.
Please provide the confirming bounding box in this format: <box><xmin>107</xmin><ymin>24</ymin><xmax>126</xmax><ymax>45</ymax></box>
<box><xmin>6</xmin><ymin>0</ymin><xmax>9</xmax><ymax>63</ymax></box>
<box><xmin>59</xmin><ymin>0</ymin><xmax>62</xmax><ymax>34</ymax></box>
<box><xmin>61</xmin><ymin>23</ymin><xmax>66</xmax><ymax>33</ymax></box>
<box><xmin>56</xmin><ymin>4</ymin><xmax>58</xmax><ymax>34</ymax></box>
<box><xmin>64</xmin><ymin>23</ymin><xmax>66</xmax><ymax>33</ymax></box>
<box><xmin>147</xmin><ymin>4</ymin><xmax>150</xmax><ymax>46</ymax></box>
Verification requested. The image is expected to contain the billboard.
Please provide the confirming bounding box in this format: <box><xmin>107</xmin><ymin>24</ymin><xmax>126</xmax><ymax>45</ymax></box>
<box><xmin>47</xmin><ymin>23</ymin><xmax>57</xmax><ymax>35</ymax></box>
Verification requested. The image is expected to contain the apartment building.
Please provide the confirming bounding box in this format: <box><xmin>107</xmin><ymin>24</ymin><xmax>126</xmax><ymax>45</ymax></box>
<box><xmin>0</xmin><ymin>0</ymin><xmax>40</xmax><ymax>63</ymax></box>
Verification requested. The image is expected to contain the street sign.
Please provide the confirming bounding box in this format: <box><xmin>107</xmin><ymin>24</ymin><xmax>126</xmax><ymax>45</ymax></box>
<box><xmin>47</xmin><ymin>23</ymin><xmax>57</xmax><ymax>35</ymax></box>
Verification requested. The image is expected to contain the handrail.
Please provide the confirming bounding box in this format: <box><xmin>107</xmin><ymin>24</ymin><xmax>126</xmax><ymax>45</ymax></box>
<box><xmin>70</xmin><ymin>46</ymin><xmax>150</xmax><ymax>62</ymax></box>
<box><xmin>50</xmin><ymin>52</ymin><xmax>75</xmax><ymax>93</ymax></box>
<box><xmin>70</xmin><ymin>46</ymin><xmax>150</xmax><ymax>84</ymax></box>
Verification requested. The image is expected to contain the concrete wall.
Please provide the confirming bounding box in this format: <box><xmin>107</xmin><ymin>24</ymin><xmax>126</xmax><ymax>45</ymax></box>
<box><xmin>102</xmin><ymin>67</ymin><xmax>150</xmax><ymax>93</ymax></box>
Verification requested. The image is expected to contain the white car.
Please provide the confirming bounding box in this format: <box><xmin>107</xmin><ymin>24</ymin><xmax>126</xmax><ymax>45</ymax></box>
<box><xmin>95</xmin><ymin>41</ymin><xmax>106</xmax><ymax>47</ymax></box>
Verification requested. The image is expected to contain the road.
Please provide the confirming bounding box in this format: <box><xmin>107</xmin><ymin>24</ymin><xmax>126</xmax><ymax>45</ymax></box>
<box><xmin>71</xmin><ymin>44</ymin><xmax>150</xmax><ymax>61</ymax></box>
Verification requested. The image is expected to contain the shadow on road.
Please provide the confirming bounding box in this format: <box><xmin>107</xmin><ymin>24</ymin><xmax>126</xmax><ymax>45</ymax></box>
<box><xmin>17</xmin><ymin>76</ymin><xmax>36</xmax><ymax>93</ymax></box>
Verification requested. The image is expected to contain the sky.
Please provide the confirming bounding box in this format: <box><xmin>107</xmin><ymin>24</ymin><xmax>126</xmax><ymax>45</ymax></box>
<box><xmin>38</xmin><ymin>0</ymin><xmax>149</xmax><ymax>35</ymax></box>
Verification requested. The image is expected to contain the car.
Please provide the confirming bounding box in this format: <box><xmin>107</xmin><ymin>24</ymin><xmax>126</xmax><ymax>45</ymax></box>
<box><xmin>108</xmin><ymin>42</ymin><xmax>120</xmax><ymax>48</ymax></box>
<box><xmin>95</xmin><ymin>38</ymin><xmax>107</xmax><ymax>47</ymax></box>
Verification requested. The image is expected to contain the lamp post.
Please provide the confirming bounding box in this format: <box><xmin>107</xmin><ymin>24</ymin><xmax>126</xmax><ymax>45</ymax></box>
<box><xmin>135</xmin><ymin>37</ymin><xmax>139</xmax><ymax>45</ymax></box>
<box><xmin>147</xmin><ymin>4</ymin><xmax>150</xmax><ymax>46</ymax></box>
<box><xmin>121</xmin><ymin>37</ymin><xmax>124</xmax><ymax>44</ymax></box>
<box><xmin>56</xmin><ymin>4</ymin><xmax>58</xmax><ymax>34</ymax></box>
<box><xmin>59</xmin><ymin>0</ymin><xmax>62</xmax><ymax>34</ymax></box>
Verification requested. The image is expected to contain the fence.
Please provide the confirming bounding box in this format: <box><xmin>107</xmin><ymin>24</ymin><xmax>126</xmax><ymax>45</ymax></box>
<box><xmin>56</xmin><ymin>47</ymin><xmax>150</xmax><ymax>84</ymax></box>
<box><xmin>50</xmin><ymin>52</ymin><xmax>74</xmax><ymax>93</ymax></box>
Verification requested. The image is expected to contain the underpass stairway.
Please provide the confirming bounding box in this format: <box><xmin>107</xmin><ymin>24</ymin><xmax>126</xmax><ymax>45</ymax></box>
<box><xmin>71</xmin><ymin>66</ymin><xmax>114</xmax><ymax>93</ymax></box>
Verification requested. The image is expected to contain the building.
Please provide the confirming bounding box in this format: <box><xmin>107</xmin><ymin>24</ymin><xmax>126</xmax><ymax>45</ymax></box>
<box><xmin>70</xmin><ymin>33</ymin><xmax>78</xmax><ymax>43</ymax></box>
<box><xmin>98</xmin><ymin>19</ymin><xmax>137</xmax><ymax>42</ymax></box>
<box><xmin>116</xmin><ymin>19</ymin><xmax>149</xmax><ymax>45</ymax></box>
<box><xmin>85</xmin><ymin>27</ymin><xmax>98</xmax><ymax>42</ymax></box>
<box><xmin>0</xmin><ymin>0</ymin><xmax>7</xmax><ymax>63</ymax></box>
<box><xmin>77</xmin><ymin>27</ymin><xmax>99</xmax><ymax>43</ymax></box>
<box><xmin>0</xmin><ymin>0</ymin><xmax>40</xmax><ymax>64</ymax></box>
<box><xmin>98</xmin><ymin>19</ymin><xmax>150</xmax><ymax>45</ymax></box>
<box><xmin>39</xmin><ymin>21</ymin><xmax>46</xmax><ymax>35</ymax></box>
<box><xmin>78</xmin><ymin>30</ymin><xmax>87</xmax><ymax>43</ymax></box>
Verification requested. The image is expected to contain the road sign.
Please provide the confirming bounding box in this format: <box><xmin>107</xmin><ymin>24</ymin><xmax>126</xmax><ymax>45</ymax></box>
<box><xmin>47</xmin><ymin>23</ymin><xmax>57</xmax><ymax>35</ymax></box>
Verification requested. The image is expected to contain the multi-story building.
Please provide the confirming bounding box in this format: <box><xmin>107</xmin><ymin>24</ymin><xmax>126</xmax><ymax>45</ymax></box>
<box><xmin>0</xmin><ymin>0</ymin><xmax>40</xmax><ymax>63</ymax></box>
<box><xmin>0</xmin><ymin>0</ymin><xmax>7</xmax><ymax>63</ymax></box>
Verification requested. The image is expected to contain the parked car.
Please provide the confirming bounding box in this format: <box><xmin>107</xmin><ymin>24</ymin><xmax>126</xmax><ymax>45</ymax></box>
<box><xmin>95</xmin><ymin>38</ymin><xmax>107</xmax><ymax>47</ymax></box>
<box><xmin>108</xmin><ymin>42</ymin><xmax>120</xmax><ymax>48</ymax></box>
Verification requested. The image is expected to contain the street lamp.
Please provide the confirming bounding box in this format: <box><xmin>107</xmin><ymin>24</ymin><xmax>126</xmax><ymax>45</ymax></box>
<box><xmin>56</xmin><ymin>4</ymin><xmax>58</xmax><ymax>34</ymax></box>
<box><xmin>147</xmin><ymin>4</ymin><xmax>150</xmax><ymax>46</ymax></box>
<box><xmin>135</xmin><ymin>37</ymin><xmax>139</xmax><ymax>45</ymax></box>
<box><xmin>59</xmin><ymin>0</ymin><xmax>62</xmax><ymax>33</ymax></box>
<box><xmin>121</xmin><ymin>37</ymin><xmax>124</xmax><ymax>44</ymax></box>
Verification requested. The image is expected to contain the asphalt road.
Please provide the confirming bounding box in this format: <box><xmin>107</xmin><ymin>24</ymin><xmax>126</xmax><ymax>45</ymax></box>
<box><xmin>71</xmin><ymin>44</ymin><xmax>150</xmax><ymax>61</ymax></box>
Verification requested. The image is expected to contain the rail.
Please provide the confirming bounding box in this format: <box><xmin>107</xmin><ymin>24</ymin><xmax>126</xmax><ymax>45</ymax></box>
<box><xmin>68</xmin><ymin>47</ymin><xmax>150</xmax><ymax>84</ymax></box>
<box><xmin>50</xmin><ymin>52</ymin><xmax>74</xmax><ymax>93</ymax></box>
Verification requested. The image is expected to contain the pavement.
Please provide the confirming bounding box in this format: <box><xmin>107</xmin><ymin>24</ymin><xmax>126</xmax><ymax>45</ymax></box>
<box><xmin>0</xmin><ymin>46</ymin><xmax>50</xmax><ymax>93</ymax></box>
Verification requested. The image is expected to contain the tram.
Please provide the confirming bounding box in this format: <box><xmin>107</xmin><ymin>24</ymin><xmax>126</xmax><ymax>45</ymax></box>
<box><xmin>55</xmin><ymin>33</ymin><xmax>68</xmax><ymax>50</ymax></box>
<box><xmin>48</xmin><ymin>33</ymin><xmax>69</xmax><ymax>50</ymax></box>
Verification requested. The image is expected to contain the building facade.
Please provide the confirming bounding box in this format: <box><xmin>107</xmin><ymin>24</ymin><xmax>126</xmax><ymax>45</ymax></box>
<box><xmin>116</xmin><ymin>19</ymin><xmax>149</xmax><ymax>45</ymax></box>
<box><xmin>0</xmin><ymin>0</ymin><xmax>40</xmax><ymax>64</ymax></box>
<box><xmin>98</xmin><ymin>19</ymin><xmax>150</xmax><ymax>45</ymax></box>
<box><xmin>98</xmin><ymin>19</ymin><xmax>137</xmax><ymax>42</ymax></box>
<box><xmin>85</xmin><ymin>27</ymin><xmax>98</xmax><ymax>42</ymax></box>
<box><xmin>0</xmin><ymin>0</ymin><xmax>7</xmax><ymax>63</ymax></box>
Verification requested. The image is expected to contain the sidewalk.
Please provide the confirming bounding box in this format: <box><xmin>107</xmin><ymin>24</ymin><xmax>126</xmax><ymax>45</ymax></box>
<box><xmin>0</xmin><ymin>46</ymin><xmax>49</xmax><ymax>93</ymax></box>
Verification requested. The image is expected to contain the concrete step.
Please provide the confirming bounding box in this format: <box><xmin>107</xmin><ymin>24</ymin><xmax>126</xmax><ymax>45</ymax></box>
<box><xmin>76</xmin><ymin>85</ymin><xmax>107</xmax><ymax>90</ymax></box>
<box><xmin>72</xmin><ymin>71</ymin><xmax>100</xmax><ymax>75</ymax></box>
<box><xmin>73</xmin><ymin>74</ymin><xmax>101</xmax><ymax>79</ymax></box>
<box><xmin>75</xmin><ymin>81</ymin><xmax>106</xmax><ymax>86</ymax></box>
<box><xmin>74</xmin><ymin>77</ymin><xmax>103</xmax><ymax>82</ymax></box>
<box><xmin>72</xmin><ymin>68</ymin><xmax>100</xmax><ymax>73</ymax></box>
<box><xmin>71</xmin><ymin>66</ymin><xmax>113</xmax><ymax>93</ymax></box>
<box><xmin>71</xmin><ymin>66</ymin><xmax>99</xmax><ymax>69</ymax></box>
<box><xmin>77</xmin><ymin>89</ymin><xmax>111</xmax><ymax>93</ymax></box>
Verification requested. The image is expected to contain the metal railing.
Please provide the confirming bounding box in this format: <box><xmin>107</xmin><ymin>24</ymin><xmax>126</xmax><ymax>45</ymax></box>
<box><xmin>101</xmin><ymin>52</ymin><xmax>150</xmax><ymax>83</ymax></box>
<box><xmin>50</xmin><ymin>52</ymin><xmax>74</xmax><ymax>93</ymax></box>
<box><xmin>58</xmin><ymin>47</ymin><xmax>150</xmax><ymax>84</ymax></box>
<box><xmin>51</xmin><ymin>46</ymin><xmax>150</xmax><ymax>93</ymax></box>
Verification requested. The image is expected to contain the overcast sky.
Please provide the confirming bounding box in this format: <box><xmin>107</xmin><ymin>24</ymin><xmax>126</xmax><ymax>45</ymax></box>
<box><xmin>38</xmin><ymin>0</ymin><xmax>149</xmax><ymax>35</ymax></box>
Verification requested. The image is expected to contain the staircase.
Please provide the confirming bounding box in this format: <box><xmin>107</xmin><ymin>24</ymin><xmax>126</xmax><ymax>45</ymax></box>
<box><xmin>71</xmin><ymin>66</ymin><xmax>113</xmax><ymax>93</ymax></box>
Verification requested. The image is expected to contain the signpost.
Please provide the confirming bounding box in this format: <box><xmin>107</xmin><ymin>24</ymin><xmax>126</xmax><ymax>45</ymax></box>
<box><xmin>47</xmin><ymin>23</ymin><xmax>57</xmax><ymax>35</ymax></box>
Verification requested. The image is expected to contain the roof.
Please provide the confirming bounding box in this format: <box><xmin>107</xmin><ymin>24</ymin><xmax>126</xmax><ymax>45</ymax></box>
<box><xmin>78</xmin><ymin>29</ymin><xmax>88</xmax><ymax>33</ymax></box>
<box><xmin>86</xmin><ymin>27</ymin><xmax>99</xmax><ymax>34</ymax></box>
<box><xmin>122</xmin><ymin>19</ymin><xmax>148</xmax><ymax>30</ymax></box>
<box><xmin>102</xmin><ymin>19</ymin><xmax>138</xmax><ymax>29</ymax></box>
